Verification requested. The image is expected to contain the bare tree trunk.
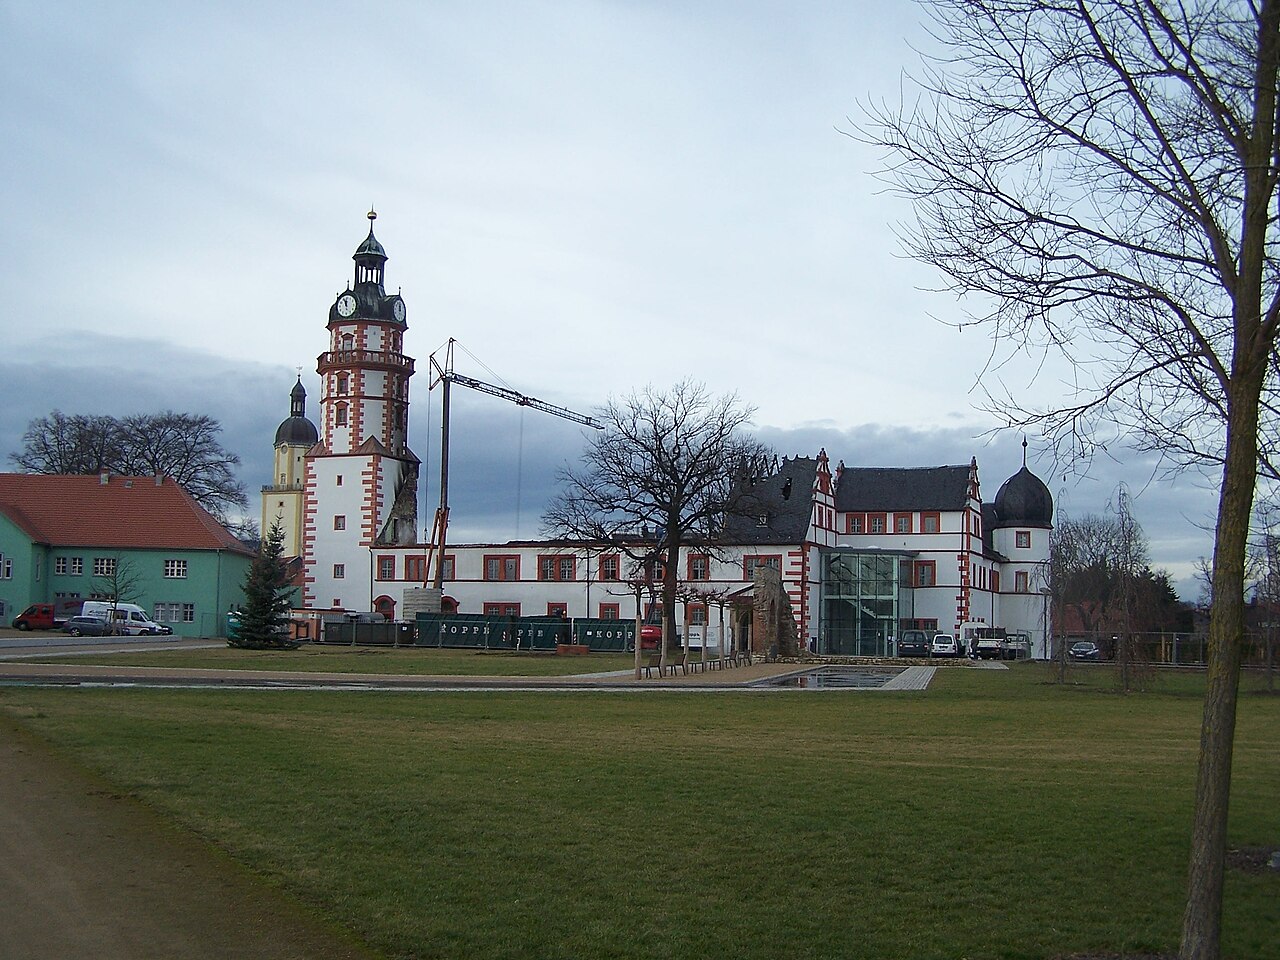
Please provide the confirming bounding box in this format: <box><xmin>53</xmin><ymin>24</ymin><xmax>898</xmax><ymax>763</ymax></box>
<box><xmin>1181</xmin><ymin>390</ymin><xmax>1262</xmax><ymax>959</ymax></box>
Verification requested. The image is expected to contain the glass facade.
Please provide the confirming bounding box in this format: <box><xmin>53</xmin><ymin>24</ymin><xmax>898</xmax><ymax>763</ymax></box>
<box><xmin>818</xmin><ymin>550</ymin><xmax>914</xmax><ymax>656</ymax></box>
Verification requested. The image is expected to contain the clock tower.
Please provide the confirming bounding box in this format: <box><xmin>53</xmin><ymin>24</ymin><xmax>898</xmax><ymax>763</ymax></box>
<box><xmin>302</xmin><ymin>211</ymin><xmax>420</xmax><ymax>610</ymax></box>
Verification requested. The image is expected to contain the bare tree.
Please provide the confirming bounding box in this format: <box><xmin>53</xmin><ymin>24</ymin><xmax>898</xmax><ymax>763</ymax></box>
<box><xmin>1112</xmin><ymin>485</ymin><xmax>1155</xmax><ymax>692</ymax></box>
<box><xmin>13</xmin><ymin>410</ymin><xmax>247</xmax><ymax>520</ymax></box>
<box><xmin>859</xmin><ymin>2</ymin><xmax>1280</xmax><ymax>955</ymax></box>
<box><xmin>92</xmin><ymin>556</ymin><xmax>144</xmax><ymax>634</ymax></box>
<box><xmin>543</xmin><ymin>381</ymin><xmax>771</xmax><ymax>676</ymax></box>
<box><xmin>13</xmin><ymin>411</ymin><xmax>125</xmax><ymax>475</ymax></box>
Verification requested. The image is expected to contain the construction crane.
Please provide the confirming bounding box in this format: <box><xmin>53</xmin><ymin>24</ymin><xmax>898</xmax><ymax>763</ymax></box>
<box><xmin>424</xmin><ymin>338</ymin><xmax>604</xmax><ymax>591</ymax></box>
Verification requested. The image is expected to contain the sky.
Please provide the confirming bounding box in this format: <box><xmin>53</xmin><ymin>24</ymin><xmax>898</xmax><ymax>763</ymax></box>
<box><xmin>0</xmin><ymin>1</ymin><xmax>1225</xmax><ymax>598</ymax></box>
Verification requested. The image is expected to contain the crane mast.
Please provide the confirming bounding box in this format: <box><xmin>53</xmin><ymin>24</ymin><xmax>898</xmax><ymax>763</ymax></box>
<box><xmin>424</xmin><ymin>339</ymin><xmax>603</xmax><ymax>592</ymax></box>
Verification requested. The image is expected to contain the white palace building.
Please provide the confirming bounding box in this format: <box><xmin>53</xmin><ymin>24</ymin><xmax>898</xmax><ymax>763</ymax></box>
<box><xmin>263</xmin><ymin>214</ymin><xmax>1055</xmax><ymax>657</ymax></box>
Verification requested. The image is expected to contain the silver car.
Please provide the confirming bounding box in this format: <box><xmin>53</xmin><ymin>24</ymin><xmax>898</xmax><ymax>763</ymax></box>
<box><xmin>930</xmin><ymin>633</ymin><xmax>959</xmax><ymax>657</ymax></box>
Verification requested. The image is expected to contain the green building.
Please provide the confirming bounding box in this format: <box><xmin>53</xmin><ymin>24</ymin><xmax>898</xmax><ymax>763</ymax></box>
<box><xmin>0</xmin><ymin>474</ymin><xmax>254</xmax><ymax>638</ymax></box>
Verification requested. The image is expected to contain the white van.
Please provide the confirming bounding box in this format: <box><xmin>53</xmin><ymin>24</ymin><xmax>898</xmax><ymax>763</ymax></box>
<box><xmin>79</xmin><ymin>602</ymin><xmax>170</xmax><ymax>636</ymax></box>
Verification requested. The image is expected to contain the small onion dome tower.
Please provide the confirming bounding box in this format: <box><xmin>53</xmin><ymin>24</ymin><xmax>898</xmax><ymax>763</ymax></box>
<box><xmin>274</xmin><ymin>378</ymin><xmax>319</xmax><ymax>447</ymax></box>
<box><xmin>261</xmin><ymin>377</ymin><xmax>319</xmax><ymax>558</ymax></box>
<box><xmin>990</xmin><ymin>440</ymin><xmax>1053</xmax><ymax>657</ymax></box>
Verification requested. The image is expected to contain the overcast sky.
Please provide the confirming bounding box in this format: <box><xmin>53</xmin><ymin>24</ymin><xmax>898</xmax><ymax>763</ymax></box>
<box><xmin>0</xmin><ymin>1</ymin><xmax>1224</xmax><ymax>598</ymax></box>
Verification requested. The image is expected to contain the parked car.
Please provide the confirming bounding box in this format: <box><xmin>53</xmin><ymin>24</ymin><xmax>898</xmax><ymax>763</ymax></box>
<box><xmin>930</xmin><ymin>633</ymin><xmax>959</xmax><ymax>657</ymax></box>
<box><xmin>1069</xmin><ymin>640</ymin><xmax>1103</xmax><ymax>661</ymax></box>
<box><xmin>897</xmin><ymin>631</ymin><xmax>931</xmax><ymax>657</ymax></box>
<box><xmin>80</xmin><ymin>601</ymin><xmax>168</xmax><ymax>636</ymax></box>
<box><xmin>61</xmin><ymin>616</ymin><xmax>111</xmax><ymax>637</ymax></box>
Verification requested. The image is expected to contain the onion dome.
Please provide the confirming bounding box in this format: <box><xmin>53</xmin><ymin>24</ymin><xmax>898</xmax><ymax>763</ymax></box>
<box><xmin>992</xmin><ymin>465</ymin><xmax>1053</xmax><ymax>528</ymax></box>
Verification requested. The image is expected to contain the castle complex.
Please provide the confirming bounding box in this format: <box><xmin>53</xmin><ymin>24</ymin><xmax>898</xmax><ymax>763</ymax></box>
<box><xmin>264</xmin><ymin>215</ymin><xmax>1054</xmax><ymax>656</ymax></box>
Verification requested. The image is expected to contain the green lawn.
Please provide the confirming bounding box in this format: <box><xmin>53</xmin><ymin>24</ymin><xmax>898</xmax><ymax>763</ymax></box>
<box><xmin>18</xmin><ymin>645</ymin><xmax>637</xmax><ymax>676</ymax></box>
<box><xmin>1</xmin><ymin>665</ymin><xmax>1276</xmax><ymax>959</ymax></box>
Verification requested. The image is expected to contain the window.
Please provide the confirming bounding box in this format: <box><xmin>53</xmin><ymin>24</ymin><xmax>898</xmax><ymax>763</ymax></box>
<box><xmin>336</xmin><ymin>475</ymin><xmax>343</xmax><ymax>486</ymax></box>
<box><xmin>93</xmin><ymin>557</ymin><xmax>116</xmax><ymax>577</ymax></box>
<box><xmin>847</xmin><ymin>514</ymin><xmax>864</xmax><ymax>534</ymax></box>
<box><xmin>991</xmin><ymin>571</ymin><xmax>1000</xmax><ymax>593</ymax></box>
<box><xmin>337</xmin><ymin>374</ymin><xmax>349</xmax><ymax>395</ymax></box>
<box><xmin>539</xmin><ymin>555</ymin><xmax>577</xmax><ymax>581</ymax></box>
<box><xmin>334</xmin><ymin>515</ymin><xmax>346</xmax><ymax>530</ymax></box>
<box><xmin>743</xmin><ymin>555</ymin><xmax>782</xmax><ymax>579</ymax></box>
<box><xmin>405</xmin><ymin>555</ymin><xmax>426</xmax><ymax>582</ymax></box>
<box><xmin>55</xmin><ymin>557</ymin><xmax>67</xmax><ymax>575</ymax></box>
<box><xmin>922</xmin><ymin>513</ymin><xmax>940</xmax><ymax>534</ymax></box>
<box><xmin>335</xmin><ymin>403</ymin><xmax>348</xmax><ymax>426</ymax></box>
<box><xmin>688</xmin><ymin>555</ymin><xmax>710</xmax><ymax>581</ymax></box>
<box><xmin>600</xmin><ymin>603</ymin><xmax>620</xmax><ymax>620</ymax></box>
<box><xmin>377</xmin><ymin>555</ymin><xmax>395</xmax><ymax>580</ymax></box>
<box><xmin>1015</xmin><ymin>571</ymin><xmax>1029</xmax><ymax>593</ymax></box>
<box><xmin>441</xmin><ymin>556</ymin><xmax>455</xmax><ymax>580</ymax></box>
<box><xmin>895</xmin><ymin>514</ymin><xmax>912</xmax><ymax>534</ymax></box>
<box><xmin>547</xmin><ymin>603</ymin><xmax>567</xmax><ymax>617</ymax></box>
<box><xmin>1016</xmin><ymin>530</ymin><xmax>1031</xmax><ymax>549</ymax></box>
<box><xmin>915</xmin><ymin>560</ymin><xmax>936</xmax><ymax>587</ymax></box>
<box><xmin>153</xmin><ymin>602</ymin><xmax>196</xmax><ymax>624</ymax></box>
<box><xmin>484</xmin><ymin>555</ymin><xmax>520</xmax><ymax>581</ymax></box>
<box><xmin>70</xmin><ymin>557</ymin><xmax>83</xmax><ymax>575</ymax></box>
<box><xmin>688</xmin><ymin>604</ymin><xmax>707</xmax><ymax>625</ymax></box>
<box><xmin>163</xmin><ymin>559</ymin><xmax>187</xmax><ymax>579</ymax></box>
<box><xmin>333</xmin><ymin>564</ymin><xmax>345</xmax><ymax>579</ymax></box>
<box><xmin>868</xmin><ymin>514</ymin><xmax>886</xmax><ymax>534</ymax></box>
<box><xmin>1</xmin><ymin>558</ymin><xmax>12</xmax><ymax>580</ymax></box>
<box><xmin>484</xmin><ymin>602</ymin><xmax>521</xmax><ymax>617</ymax></box>
<box><xmin>599</xmin><ymin>555</ymin><xmax>620</xmax><ymax>581</ymax></box>
<box><xmin>644</xmin><ymin>558</ymin><xmax>667</xmax><ymax>582</ymax></box>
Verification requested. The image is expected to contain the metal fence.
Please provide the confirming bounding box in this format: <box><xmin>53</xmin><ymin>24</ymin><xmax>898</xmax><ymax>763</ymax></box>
<box><xmin>1053</xmin><ymin>631</ymin><xmax>1278</xmax><ymax>668</ymax></box>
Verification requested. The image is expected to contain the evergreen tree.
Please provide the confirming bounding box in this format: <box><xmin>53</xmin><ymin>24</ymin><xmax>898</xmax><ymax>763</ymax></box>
<box><xmin>230</xmin><ymin>519</ymin><xmax>297</xmax><ymax>649</ymax></box>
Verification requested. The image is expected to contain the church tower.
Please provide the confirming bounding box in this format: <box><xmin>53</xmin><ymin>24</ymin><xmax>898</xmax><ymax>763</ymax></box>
<box><xmin>302</xmin><ymin>211</ymin><xmax>420</xmax><ymax>610</ymax></box>
<box><xmin>261</xmin><ymin>377</ymin><xmax>317</xmax><ymax>558</ymax></box>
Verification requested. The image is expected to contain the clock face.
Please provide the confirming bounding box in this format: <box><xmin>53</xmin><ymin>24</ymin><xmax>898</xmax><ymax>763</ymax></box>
<box><xmin>392</xmin><ymin>299</ymin><xmax>406</xmax><ymax>322</ymax></box>
<box><xmin>336</xmin><ymin>294</ymin><xmax>357</xmax><ymax>318</ymax></box>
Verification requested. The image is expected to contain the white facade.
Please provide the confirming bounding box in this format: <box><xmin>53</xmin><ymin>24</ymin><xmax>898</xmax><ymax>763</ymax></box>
<box><xmin>295</xmin><ymin>217</ymin><xmax>1053</xmax><ymax>653</ymax></box>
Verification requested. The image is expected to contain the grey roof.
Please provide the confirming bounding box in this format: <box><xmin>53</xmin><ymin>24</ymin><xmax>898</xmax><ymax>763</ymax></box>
<box><xmin>991</xmin><ymin>466</ymin><xmax>1053</xmax><ymax>528</ymax></box>
<box><xmin>835</xmin><ymin>465</ymin><xmax>971</xmax><ymax>512</ymax></box>
<box><xmin>274</xmin><ymin>416</ymin><xmax>318</xmax><ymax>447</ymax></box>
<box><xmin>354</xmin><ymin>228</ymin><xmax>386</xmax><ymax>260</ymax></box>
<box><xmin>721</xmin><ymin>456</ymin><xmax>818</xmax><ymax>545</ymax></box>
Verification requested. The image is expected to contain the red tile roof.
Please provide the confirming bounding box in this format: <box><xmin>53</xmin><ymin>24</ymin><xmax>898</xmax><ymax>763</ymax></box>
<box><xmin>0</xmin><ymin>474</ymin><xmax>254</xmax><ymax>556</ymax></box>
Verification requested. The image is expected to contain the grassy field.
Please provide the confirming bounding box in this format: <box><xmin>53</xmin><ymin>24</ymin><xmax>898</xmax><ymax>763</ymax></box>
<box><xmin>1</xmin><ymin>665</ymin><xmax>1276</xmax><ymax>959</ymax></box>
<box><xmin>17</xmin><ymin>645</ymin><xmax>638</xmax><ymax>676</ymax></box>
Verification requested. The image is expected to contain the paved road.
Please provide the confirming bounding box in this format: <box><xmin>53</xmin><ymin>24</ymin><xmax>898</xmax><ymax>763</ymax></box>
<box><xmin>0</xmin><ymin>719</ymin><xmax>378</xmax><ymax>960</ymax></box>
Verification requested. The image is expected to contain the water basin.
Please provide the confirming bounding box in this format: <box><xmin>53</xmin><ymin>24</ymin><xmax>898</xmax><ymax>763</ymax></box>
<box><xmin>760</xmin><ymin>666</ymin><xmax>904</xmax><ymax>689</ymax></box>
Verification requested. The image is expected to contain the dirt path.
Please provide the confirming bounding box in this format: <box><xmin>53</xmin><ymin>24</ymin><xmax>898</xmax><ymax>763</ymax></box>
<box><xmin>0</xmin><ymin>719</ymin><xmax>378</xmax><ymax>960</ymax></box>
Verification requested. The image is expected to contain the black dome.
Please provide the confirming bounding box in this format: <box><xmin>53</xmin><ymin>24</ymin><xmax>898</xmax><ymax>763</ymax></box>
<box><xmin>275</xmin><ymin>416</ymin><xmax>318</xmax><ymax>447</ymax></box>
<box><xmin>992</xmin><ymin>466</ymin><xmax>1053</xmax><ymax>527</ymax></box>
<box><xmin>355</xmin><ymin>231</ymin><xmax>386</xmax><ymax>259</ymax></box>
